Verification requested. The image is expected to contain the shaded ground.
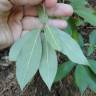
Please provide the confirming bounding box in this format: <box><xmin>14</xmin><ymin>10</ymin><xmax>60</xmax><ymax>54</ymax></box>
<box><xmin>0</xmin><ymin>0</ymin><xmax>96</xmax><ymax>96</ymax></box>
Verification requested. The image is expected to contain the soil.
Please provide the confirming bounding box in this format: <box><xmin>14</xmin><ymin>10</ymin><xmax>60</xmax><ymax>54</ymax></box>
<box><xmin>0</xmin><ymin>0</ymin><xmax>96</xmax><ymax>96</ymax></box>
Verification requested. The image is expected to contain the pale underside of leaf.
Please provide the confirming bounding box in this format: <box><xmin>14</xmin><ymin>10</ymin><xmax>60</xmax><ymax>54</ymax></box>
<box><xmin>54</xmin><ymin>26</ymin><xmax>89</xmax><ymax>65</ymax></box>
<box><xmin>16</xmin><ymin>30</ymin><xmax>42</xmax><ymax>90</ymax></box>
<box><xmin>9</xmin><ymin>29</ymin><xmax>40</xmax><ymax>61</ymax></box>
<box><xmin>44</xmin><ymin>25</ymin><xmax>61</xmax><ymax>51</ymax></box>
<box><xmin>39</xmin><ymin>35</ymin><xmax>58</xmax><ymax>90</ymax></box>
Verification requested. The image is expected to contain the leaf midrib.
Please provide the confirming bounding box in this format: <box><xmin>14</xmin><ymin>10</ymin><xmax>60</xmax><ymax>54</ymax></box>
<box><xmin>23</xmin><ymin>31</ymin><xmax>40</xmax><ymax>82</ymax></box>
<box><xmin>46</xmin><ymin>25</ymin><xmax>60</xmax><ymax>50</ymax></box>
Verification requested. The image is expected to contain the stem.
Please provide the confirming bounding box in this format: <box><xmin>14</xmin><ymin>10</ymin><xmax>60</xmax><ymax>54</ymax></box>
<box><xmin>37</xmin><ymin>4</ymin><xmax>48</xmax><ymax>25</ymax></box>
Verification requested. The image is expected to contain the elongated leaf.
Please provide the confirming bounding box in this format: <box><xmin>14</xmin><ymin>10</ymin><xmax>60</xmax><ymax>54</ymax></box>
<box><xmin>9</xmin><ymin>29</ymin><xmax>40</xmax><ymax>61</ymax></box>
<box><xmin>70</xmin><ymin>0</ymin><xmax>96</xmax><ymax>26</ymax></box>
<box><xmin>68</xmin><ymin>18</ymin><xmax>84</xmax><ymax>47</ymax></box>
<box><xmin>89</xmin><ymin>59</ymin><xmax>96</xmax><ymax>74</ymax></box>
<box><xmin>76</xmin><ymin>10</ymin><xmax>96</xmax><ymax>26</ymax></box>
<box><xmin>75</xmin><ymin>65</ymin><xmax>89</xmax><ymax>94</ymax></box>
<box><xmin>89</xmin><ymin>30</ymin><xmax>96</xmax><ymax>45</ymax></box>
<box><xmin>75</xmin><ymin>65</ymin><xmax>96</xmax><ymax>94</ymax></box>
<box><xmin>9</xmin><ymin>32</ymin><xmax>31</xmax><ymax>61</ymax></box>
<box><xmin>55</xmin><ymin>61</ymin><xmax>75</xmax><ymax>82</ymax></box>
<box><xmin>44</xmin><ymin>25</ymin><xmax>62</xmax><ymax>51</ymax></box>
<box><xmin>16</xmin><ymin>30</ymin><xmax>42</xmax><ymax>90</ymax></box>
<box><xmin>39</xmin><ymin>35</ymin><xmax>58</xmax><ymax>90</ymax></box>
<box><xmin>88</xmin><ymin>46</ymin><xmax>94</xmax><ymax>56</ymax></box>
<box><xmin>78</xmin><ymin>34</ymin><xmax>84</xmax><ymax>48</ymax></box>
<box><xmin>53</xmin><ymin>26</ymin><xmax>89</xmax><ymax>65</ymax></box>
<box><xmin>70</xmin><ymin>0</ymin><xmax>87</xmax><ymax>9</ymax></box>
<box><xmin>68</xmin><ymin>18</ymin><xmax>79</xmax><ymax>42</ymax></box>
<box><xmin>88</xmin><ymin>70</ymin><xmax>96</xmax><ymax>93</ymax></box>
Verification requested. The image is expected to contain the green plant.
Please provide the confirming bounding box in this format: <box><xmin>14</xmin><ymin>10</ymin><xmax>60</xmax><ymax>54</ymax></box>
<box><xmin>8</xmin><ymin>0</ymin><xmax>96</xmax><ymax>95</ymax></box>
<box><xmin>55</xmin><ymin>0</ymin><xmax>96</xmax><ymax>95</ymax></box>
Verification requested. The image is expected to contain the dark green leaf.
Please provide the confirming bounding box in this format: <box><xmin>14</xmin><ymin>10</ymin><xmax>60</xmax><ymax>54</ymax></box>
<box><xmin>89</xmin><ymin>59</ymin><xmax>96</xmax><ymax>74</ymax></box>
<box><xmin>78</xmin><ymin>34</ymin><xmax>84</xmax><ymax>48</ymax></box>
<box><xmin>76</xmin><ymin>10</ymin><xmax>96</xmax><ymax>26</ymax></box>
<box><xmin>55</xmin><ymin>61</ymin><xmax>75</xmax><ymax>82</ymax></box>
<box><xmin>70</xmin><ymin>0</ymin><xmax>87</xmax><ymax>9</ymax></box>
<box><xmin>89</xmin><ymin>30</ymin><xmax>96</xmax><ymax>45</ymax></box>
<box><xmin>75</xmin><ymin>65</ymin><xmax>96</xmax><ymax>94</ymax></box>
<box><xmin>70</xmin><ymin>0</ymin><xmax>96</xmax><ymax>26</ymax></box>
<box><xmin>88</xmin><ymin>46</ymin><xmax>94</xmax><ymax>56</ymax></box>
<box><xmin>75</xmin><ymin>65</ymin><xmax>89</xmax><ymax>94</ymax></box>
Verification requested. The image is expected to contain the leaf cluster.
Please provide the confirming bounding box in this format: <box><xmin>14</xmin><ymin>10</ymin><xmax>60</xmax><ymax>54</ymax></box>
<box><xmin>56</xmin><ymin>0</ymin><xmax>96</xmax><ymax>95</ymax></box>
<box><xmin>8</xmin><ymin>0</ymin><xmax>96</xmax><ymax>95</ymax></box>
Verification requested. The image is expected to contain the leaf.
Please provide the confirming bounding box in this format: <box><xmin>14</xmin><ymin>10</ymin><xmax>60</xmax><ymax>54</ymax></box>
<box><xmin>76</xmin><ymin>18</ymin><xmax>85</xmax><ymax>26</ymax></box>
<box><xmin>75</xmin><ymin>65</ymin><xmax>88</xmax><ymax>94</ymax></box>
<box><xmin>37</xmin><ymin>5</ymin><xmax>48</xmax><ymax>24</ymax></box>
<box><xmin>55</xmin><ymin>26</ymin><xmax>89</xmax><ymax>65</ymax></box>
<box><xmin>85</xmin><ymin>68</ymin><xmax>96</xmax><ymax>93</ymax></box>
<box><xmin>64</xmin><ymin>25</ymin><xmax>72</xmax><ymax>35</ymax></box>
<box><xmin>89</xmin><ymin>30</ymin><xmax>96</xmax><ymax>45</ymax></box>
<box><xmin>68</xmin><ymin>18</ymin><xmax>84</xmax><ymax>47</ymax></box>
<box><xmin>68</xmin><ymin>17</ymin><xmax>79</xmax><ymax>42</ymax></box>
<box><xmin>70</xmin><ymin>0</ymin><xmax>87</xmax><ymax>9</ymax></box>
<box><xmin>44</xmin><ymin>25</ymin><xmax>62</xmax><ymax>51</ymax></box>
<box><xmin>55</xmin><ymin>61</ymin><xmax>75</xmax><ymax>82</ymax></box>
<box><xmin>75</xmin><ymin>65</ymin><xmax>96</xmax><ymax>94</ymax></box>
<box><xmin>88</xmin><ymin>46</ymin><xmax>94</xmax><ymax>56</ymax></box>
<box><xmin>70</xmin><ymin>0</ymin><xmax>96</xmax><ymax>26</ymax></box>
<box><xmin>39</xmin><ymin>35</ymin><xmax>58</xmax><ymax>90</ymax></box>
<box><xmin>89</xmin><ymin>59</ymin><xmax>96</xmax><ymax>74</ymax></box>
<box><xmin>76</xmin><ymin>10</ymin><xmax>96</xmax><ymax>26</ymax></box>
<box><xmin>9</xmin><ymin>30</ymin><xmax>39</xmax><ymax>61</ymax></box>
<box><xmin>78</xmin><ymin>34</ymin><xmax>84</xmax><ymax>48</ymax></box>
<box><xmin>16</xmin><ymin>30</ymin><xmax>42</xmax><ymax>90</ymax></box>
<box><xmin>9</xmin><ymin>37</ymin><xmax>24</xmax><ymax>61</ymax></box>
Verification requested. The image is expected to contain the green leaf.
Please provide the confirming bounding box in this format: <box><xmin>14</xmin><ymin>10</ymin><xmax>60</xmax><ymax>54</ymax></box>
<box><xmin>44</xmin><ymin>25</ymin><xmax>62</xmax><ymax>51</ymax></box>
<box><xmin>76</xmin><ymin>18</ymin><xmax>85</xmax><ymax>26</ymax></box>
<box><xmin>70</xmin><ymin>0</ymin><xmax>96</xmax><ymax>26</ymax></box>
<box><xmin>64</xmin><ymin>25</ymin><xmax>72</xmax><ymax>35</ymax></box>
<box><xmin>56</xmin><ymin>27</ymin><xmax>89</xmax><ymax>65</ymax></box>
<box><xmin>68</xmin><ymin>18</ymin><xmax>79</xmax><ymax>42</ymax></box>
<box><xmin>88</xmin><ymin>46</ymin><xmax>94</xmax><ymax>56</ymax></box>
<box><xmin>39</xmin><ymin>35</ymin><xmax>58</xmax><ymax>90</ymax></box>
<box><xmin>70</xmin><ymin>0</ymin><xmax>87</xmax><ymax>9</ymax></box>
<box><xmin>68</xmin><ymin>18</ymin><xmax>84</xmax><ymax>47</ymax></box>
<box><xmin>75</xmin><ymin>65</ymin><xmax>96</xmax><ymax>94</ymax></box>
<box><xmin>75</xmin><ymin>65</ymin><xmax>88</xmax><ymax>94</ymax></box>
<box><xmin>16</xmin><ymin>30</ymin><xmax>42</xmax><ymax>90</ymax></box>
<box><xmin>89</xmin><ymin>59</ymin><xmax>96</xmax><ymax>74</ymax></box>
<box><xmin>9</xmin><ymin>30</ymin><xmax>39</xmax><ymax>61</ymax></box>
<box><xmin>89</xmin><ymin>30</ymin><xmax>96</xmax><ymax>45</ymax></box>
<box><xmin>55</xmin><ymin>61</ymin><xmax>75</xmax><ymax>82</ymax></box>
<box><xmin>78</xmin><ymin>34</ymin><xmax>84</xmax><ymax>48</ymax></box>
<box><xmin>85</xmin><ymin>68</ymin><xmax>96</xmax><ymax>93</ymax></box>
<box><xmin>76</xmin><ymin>10</ymin><xmax>96</xmax><ymax>26</ymax></box>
